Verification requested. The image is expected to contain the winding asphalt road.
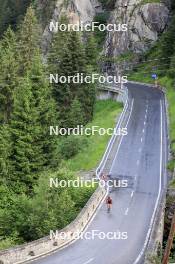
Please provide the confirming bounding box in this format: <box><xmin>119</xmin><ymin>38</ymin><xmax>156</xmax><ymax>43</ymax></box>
<box><xmin>32</xmin><ymin>82</ymin><xmax>168</xmax><ymax>264</ymax></box>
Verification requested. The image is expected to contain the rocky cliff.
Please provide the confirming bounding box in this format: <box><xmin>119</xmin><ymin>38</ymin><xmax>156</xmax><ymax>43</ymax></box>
<box><xmin>103</xmin><ymin>0</ymin><xmax>170</xmax><ymax>58</ymax></box>
<box><xmin>40</xmin><ymin>0</ymin><xmax>170</xmax><ymax>62</ymax></box>
<box><xmin>41</xmin><ymin>0</ymin><xmax>102</xmax><ymax>56</ymax></box>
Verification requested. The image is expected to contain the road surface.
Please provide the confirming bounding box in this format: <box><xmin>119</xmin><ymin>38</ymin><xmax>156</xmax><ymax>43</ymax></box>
<box><xmin>32</xmin><ymin>82</ymin><xmax>168</xmax><ymax>264</ymax></box>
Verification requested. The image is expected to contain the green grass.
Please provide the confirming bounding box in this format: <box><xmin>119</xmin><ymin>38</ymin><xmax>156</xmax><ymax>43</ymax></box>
<box><xmin>160</xmin><ymin>77</ymin><xmax>175</xmax><ymax>173</ymax></box>
<box><xmin>160</xmin><ymin>77</ymin><xmax>175</xmax><ymax>144</ymax></box>
<box><xmin>64</xmin><ymin>100</ymin><xmax>122</xmax><ymax>172</ymax></box>
<box><xmin>169</xmin><ymin>178</ymin><xmax>175</xmax><ymax>188</ymax></box>
<box><xmin>140</xmin><ymin>0</ymin><xmax>161</xmax><ymax>4</ymax></box>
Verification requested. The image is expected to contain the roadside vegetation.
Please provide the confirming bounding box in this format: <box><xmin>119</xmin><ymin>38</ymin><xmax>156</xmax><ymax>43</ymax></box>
<box><xmin>0</xmin><ymin>4</ymin><xmax>122</xmax><ymax>250</ymax></box>
<box><xmin>125</xmin><ymin>1</ymin><xmax>175</xmax><ymax>260</ymax></box>
<box><xmin>64</xmin><ymin>100</ymin><xmax>122</xmax><ymax>171</ymax></box>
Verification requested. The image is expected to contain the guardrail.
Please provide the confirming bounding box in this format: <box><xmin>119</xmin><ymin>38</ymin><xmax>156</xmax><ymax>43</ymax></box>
<box><xmin>144</xmin><ymin>189</ymin><xmax>167</xmax><ymax>264</ymax></box>
<box><xmin>96</xmin><ymin>84</ymin><xmax>128</xmax><ymax>180</ymax></box>
<box><xmin>0</xmin><ymin>83</ymin><xmax>129</xmax><ymax>264</ymax></box>
<box><xmin>0</xmin><ymin>187</ymin><xmax>106</xmax><ymax>264</ymax></box>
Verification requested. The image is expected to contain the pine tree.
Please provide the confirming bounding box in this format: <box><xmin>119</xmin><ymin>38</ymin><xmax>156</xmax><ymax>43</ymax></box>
<box><xmin>10</xmin><ymin>77</ymin><xmax>43</xmax><ymax>194</ymax></box>
<box><xmin>0</xmin><ymin>124</ymin><xmax>11</xmax><ymax>182</ymax></box>
<box><xmin>28</xmin><ymin>51</ymin><xmax>58</xmax><ymax>167</ymax></box>
<box><xmin>0</xmin><ymin>0</ymin><xmax>32</xmax><ymax>36</ymax></box>
<box><xmin>17</xmin><ymin>6</ymin><xmax>41</xmax><ymax>74</ymax></box>
<box><xmin>48</xmin><ymin>16</ymin><xmax>70</xmax><ymax>73</ymax></box>
<box><xmin>159</xmin><ymin>15</ymin><xmax>175</xmax><ymax>69</ymax></box>
<box><xmin>48</xmin><ymin>17</ymin><xmax>72</xmax><ymax>127</ymax></box>
<box><xmin>48</xmin><ymin>29</ymin><xmax>96</xmax><ymax>126</ymax></box>
<box><xmin>169</xmin><ymin>54</ymin><xmax>175</xmax><ymax>77</ymax></box>
<box><xmin>79</xmin><ymin>81</ymin><xmax>96</xmax><ymax>123</ymax></box>
<box><xmin>69</xmin><ymin>98</ymin><xmax>84</xmax><ymax>128</ymax></box>
<box><xmin>10</xmin><ymin>50</ymin><xmax>59</xmax><ymax>193</ymax></box>
<box><xmin>64</xmin><ymin>31</ymin><xmax>96</xmax><ymax>123</ymax></box>
<box><xmin>85</xmin><ymin>33</ymin><xmax>98</xmax><ymax>71</ymax></box>
<box><xmin>0</xmin><ymin>27</ymin><xmax>19</xmax><ymax>123</ymax></box>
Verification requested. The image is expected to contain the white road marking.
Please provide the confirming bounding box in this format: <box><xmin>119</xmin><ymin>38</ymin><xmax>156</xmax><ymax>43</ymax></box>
<box><xmin>109</xmin><ymin>99</ymin><xmax>134</xmax><ymax>173</ymax></box>
<box><xmin>142</xmin><ymin>129</ymin><xmax>145</xmax><ymax>133</ymax></box>
<box><xmin>82</xmin><ymin>258</ymin><xmax>94</xmax><ymax>264</ymax></box>
<box><xmin>131</xmin><ymin>191</ymin><xmax>134</xmax><ymax>198</ymax></box>
<box><xmin>144</xmin><ymin>121</ymin><xmax>146</xmax><ymax>126</ymax></box>
<box><xmin>134</xmin><ymin>176</ymin><xmax>137</xmax><ymax>180</ymax></box>
<box><xmin>125</xmin><ymin>208</ymin><xmax>129</xmax><ymax>215</ymax></box>
<box><xmin>137</xmin><ymin>160</ymin><xmax>140</xmax><ymax>166</ymax></box>
<box><xmin>138</xmin><ymin>148</ymin><xmax>142</xmax><ymax>153</ymax></box>
<box><xmin>133</xmin><ymin>99</ymin><xmax>163</xmax><ymax>264</ymax></box>
<box><xmin>98</xmin><ymin>97</ymin><xmax>129</xmax><ymax>176</ymax></box>
<box><xmin>141</xmin><ymin>137</ymin><xmax>143</xmax><ymax>142</ymax></box>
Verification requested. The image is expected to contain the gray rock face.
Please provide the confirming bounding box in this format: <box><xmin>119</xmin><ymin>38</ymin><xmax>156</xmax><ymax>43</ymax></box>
<box><xmin>41</xmin><ymin>0</ymin><xmax>64</xmax><ymax>56</ymax></box>
<box><xmin>140</xmin><ymin>3</ymin><xmax>169</xmax><ymax>33</ymax></box>
<box><xmin>41</xmin><ymin>0</ymin><xmax>102</xmax><ymax>57</ymax></box>
<box><xmin>103</xmin><ymin>0</ymin><xmax>170</xmax><ymax>57</ymax></box>
<box><xmin>66</xmin><ymin>0</ymin><xmax>102</xmax><ymax>24</ymax></box>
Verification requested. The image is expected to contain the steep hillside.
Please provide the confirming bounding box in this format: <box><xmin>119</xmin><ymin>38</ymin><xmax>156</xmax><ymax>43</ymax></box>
<box><xmin>103</xmin><ymin>0</ymin><xmax>170</xmax><ymax>58</ymax></box>
<box><xmin>0</xmin><ymin>0</ymin><xmax>32</xmax><ymax>35</ymax></box>
<box><xmin>128</xmin><ymin>0</ymin><xmax>175</xmax><ymax>171</ymax></box>
<box><xmin>125</xmin><ymin>3</ymin><xmax>175</xmax><ymax>259</ymax></box>
<box><xmin>41</xmin><ymin>0</ymin><xmax>102</xmax><ymax>55</ymax></box>
<box><xmin>0</xmin><ymin>0</ymin><xmax>174</xmax><ymax>256</ymax></box>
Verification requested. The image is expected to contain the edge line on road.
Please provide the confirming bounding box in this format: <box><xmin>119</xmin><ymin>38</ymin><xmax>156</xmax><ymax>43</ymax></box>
<box><xmin>133</xmin><ymin>99</ymin><xmax>163</xmax><ymax>264</ymax></box>
<box><xmin>109</xmin><ymin>98</ymin><xmax>134</xmax><ymax>175</ymax></box>
<box><xmin>98</xmin><ymin>95</ymin><xmax>129</xmax><ymax>177</ymax></box>
<box><xmin>82</xmin><ymin>258</ymin><xmax>94</xmax><ymax>264</ymax></box>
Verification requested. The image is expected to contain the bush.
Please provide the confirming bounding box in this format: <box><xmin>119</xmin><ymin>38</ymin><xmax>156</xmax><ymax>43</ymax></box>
<box><xmin>59</xmin><ymin>136</ymin><xmax>88</xmax><ymax>160</ymax></box>
<box><xmin>168</xmin><ymin>160</ymin><xmax>175</xmax><ymax>173</ymax></box>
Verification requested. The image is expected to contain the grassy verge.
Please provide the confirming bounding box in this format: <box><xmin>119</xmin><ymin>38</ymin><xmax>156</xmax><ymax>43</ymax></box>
<box><xmin>64</xmin><ymin>100</ymin><xmax>122</xmax><ymax>172</ymax></box>
<box><xmin>160</xmin><ymin>77</ymin><xmax>175</xmax><ymax>172</ymax></box>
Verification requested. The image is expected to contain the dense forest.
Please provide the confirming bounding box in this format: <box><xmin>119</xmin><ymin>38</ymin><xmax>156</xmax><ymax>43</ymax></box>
<box><xmin>0</xmin><ymin>5</ymin><xmax>99</xmax><ymax>249</ymax></box>
<box><xmin>1</xmin><ymin>0</ymin><xmax>175</xmax><ymax>259</ymax></box>
<box><xmin>0</xmin><ymin>0</ymin><xmax>32</xmax><ymax>36</ymax></box>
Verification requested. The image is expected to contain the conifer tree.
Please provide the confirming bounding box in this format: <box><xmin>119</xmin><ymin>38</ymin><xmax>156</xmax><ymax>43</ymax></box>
<box><xmin>29</xmin><ymin>51</ymin><xmax>58</xmax><ymax>167</ymax></box>
<box><xmin>48</xmin><ymin>15</ymin><xmax>70</xmax><ymax>72</ymax></box>
<box><xmin>10</xmin><ymin>51</ymin><xmax>59</xmax><ymax>193</ymax></box>
<box><xmin>159</xmin><ymin>15</ymin><xmax>175</xmax><ymax>68</ymax></box>
<box><xmin>69</xmin><ymin>98</ymin><xmax>84</xmax><ymax>128</ymax></box>
<box><xmin>0</xmin><ymin>0</ymin><xmax>31</xmax><ymax>36</ymax></box>
<box><xmin>79</xmin><ymin>81</ymin><xmax>96</xmax><ymax>123</ymax></box>
<box><xmin>48</xmin><ymin>16</ymin><xmax>72</xmax><ymax>127</ymax></box>
<box><xmin>0</xmin><ymin>27</ymin><xmax>19</xmax><ymax>123</ymax></box>
<box><xmin>17</xmin><ymin>6</ymin><xmax>41</xmax><ymax>74</ymax></box>
<box><xmin>0</xmin><ymin>124</ymin><xmax>11</xmax><ymax>182</ymax></box>
<box><xmin>169</xmin><ymin>54</ymin><xmax>175</xmax><ymax>77</ymax></box>
<box><xmin>48</xmin><ymin>28</ymin><xmax>96</xmax><ymax>126</ymax></box>
<box><xmin>10</xmin><ymin>77</ymin><xmax>44</xmax><ymax>194</ymax></box>
<box><xmin>85</xmin><ymin>33</ymin><xmax>98</xmax><ymax>71</ymax></box>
